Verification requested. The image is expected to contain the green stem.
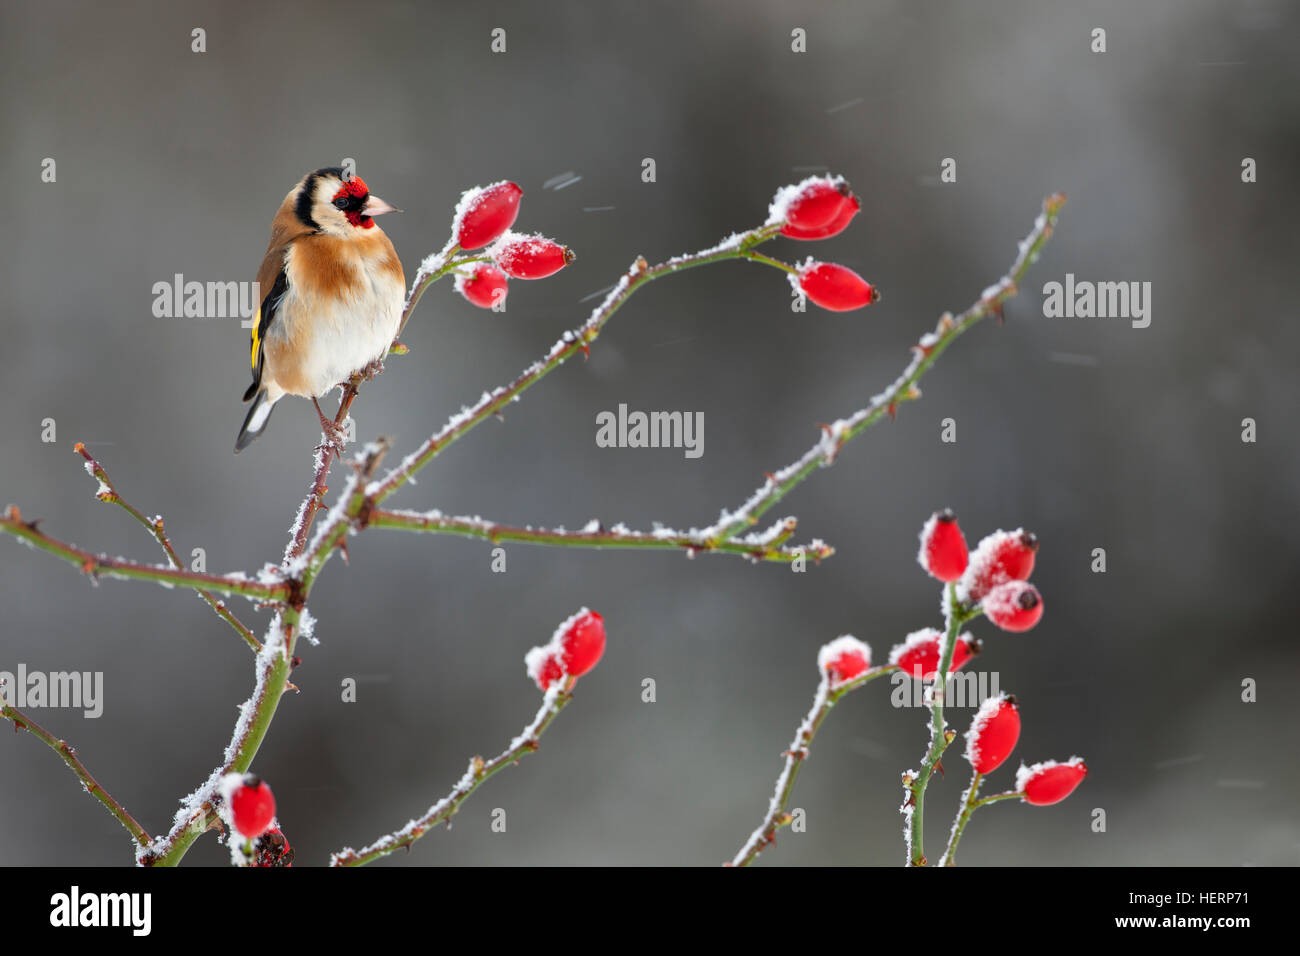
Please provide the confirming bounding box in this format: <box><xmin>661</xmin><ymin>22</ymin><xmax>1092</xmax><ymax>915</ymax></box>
<box><xmin>907</xmin><ymin>582</ymin><xmax>972</xmax><ymax>866</ymax></box>
<box><xmin>941</xmin><ymin>769</ymin><xmax>983</xmax><ymax>866</ymax></box>
<box><xmin>1</xmin><ymin>698</ymin><xmax>151</xmax><ymax>848</ymax></box>
<box><xmin>329</xmin><ymin>678</ymin><xmax>577</xmax><ymax>866</ymax></box>
<box><xmin>731</xmin><ymin>666</ymin><xmax>897</xmax><ymax>867</ymax></box>
<box><xmin>0</xmin><ymin>508</ymin><xmax>287</xmax><ymax>601</ymax></box>
<box><xmin>74</xmin><ymin>444</ymin><xmax>261</xmax><ymax>652</ymax></box>
<box><xmin>368</xmin><ymin>508</ymin><xmax>829</xmax><ymax>563</ymax></box>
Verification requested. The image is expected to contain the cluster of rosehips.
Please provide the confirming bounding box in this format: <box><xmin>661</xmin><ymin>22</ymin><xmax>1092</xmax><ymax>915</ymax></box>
<box><xmin>525</xmin><ymin>608</ymin><xmax>606</xmax><ymax>691</ymax></box>
<box><xmin>220</xmin><ymin>772</ymin><xmax>293</xmax><ymax>866</ymax></box>
<box><xmin>814</xmin><ymin>510</ymin><xmax>1086</xmax><ymax>810</ymax></box>
<box><xmin>451</xmin><ymin>182</ymin><xmax>575</xmax><ymax>309</ymax></box>
<box><xmin>771</xmin><ymin>176</ymin><xmax>879</xmax><ymax>312</ymax></box>
<box><xmin>964</xmin><ymin>694</ymin><xmax>1087</xmax><ymax>805</ymax></box>
<box><xmin>919</xmin><ymin>509</ymin><xmax>1044</xmax><ymax>631</ymax></box>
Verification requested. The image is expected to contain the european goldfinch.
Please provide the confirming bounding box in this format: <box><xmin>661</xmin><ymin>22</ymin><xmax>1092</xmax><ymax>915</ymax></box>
<box><xmin>235</xmin><ymin>167</ymin><xmax>405</xmax><ymax>453</ymax></box>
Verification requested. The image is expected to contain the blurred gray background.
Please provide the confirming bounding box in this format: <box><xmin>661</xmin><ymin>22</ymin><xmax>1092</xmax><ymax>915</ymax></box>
<box><xmin>1</xmin><ymin>0</ymin><xmax>1297</xmax><ymax>866</ymax></box>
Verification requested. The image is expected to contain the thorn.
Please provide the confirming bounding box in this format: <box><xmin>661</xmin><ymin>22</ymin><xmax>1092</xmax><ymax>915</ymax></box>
<box><xmin>887</xmin><ymin>402</ymin><xmax>898</xmax><ymax>420</ymax></box>
<box><xmin>936</xmin><ymin>760</ymin><xmax>945</xmax><ymax>778</ymax></box>
<box><xmin>764</xmin><ymin>472</ymin><xmax>778</xmax><ymax>483</ymax></box>
<box><xmin>580</xmin><ymin>342</ymin><xmax>590</xmax><ymax>360</ymax></box>
<box><xmin>4</xmin><ymin>505</ymin><xmax>20</xmax><ymax>521</ymax></box>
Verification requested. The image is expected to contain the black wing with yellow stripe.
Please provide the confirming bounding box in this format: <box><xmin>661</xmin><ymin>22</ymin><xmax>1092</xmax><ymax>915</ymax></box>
<box><xmin>243</xmin><ymin>267</ymin><xmax>289</xmax><ymax>402</ymax></box>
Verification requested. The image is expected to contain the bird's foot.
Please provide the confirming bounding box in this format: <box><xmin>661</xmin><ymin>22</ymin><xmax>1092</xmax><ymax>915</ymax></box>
<box><xmin>312</xmin><ymin>398</ymin><xmax>348</xmax><ymax>455</ymax></box>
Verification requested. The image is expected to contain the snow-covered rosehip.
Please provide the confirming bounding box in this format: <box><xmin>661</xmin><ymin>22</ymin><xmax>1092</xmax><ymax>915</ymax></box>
<box><xmin>524</xmin><ymin>608</ymin><xmax>606</xmax><ymax>691</ymax></box>
<box><xmin>817</xmin><ymin>635</ymin><xmax>872</xmax><ymax>686</ymax></box>
<box><xmin>1017</xmin><ymin>758</ymin><xmax>1087</xmax><ymax>806</ymax></box>
<box><xmin>782</xmin><ymin>179</ymin><xmax>853</xmax><ymax>231</ymax></box>
<box><xmin>782</xmin><ymin>192</ymin><xmax>861</xmax><ymax>240</ymax></box>
<box><xmin>918</xmin><ymin>509</ymin><xmax>968</xmax><ymax>582</ymax></box>
<box><xmin>525</xmin><ymin>647</ymin><xmax>564</xmax><ymax>691</ymax></box>
<box><xmin>889</xmin><ymin>629</ymin><xmax>979</xmax><ymax>680</ymax></box>
<box><xmin>558</xmin><ymin>608</ymin><xmax>605</xmax><ymax>677</ymax></box>
<box><xmin>492</xmin><ymin>232</ymin><xmax>575</xmax><ymax>279</ymax></box>
<box><xmin>455</xmin><ymin>263</ymin><xmax>509</xmax><ymax>309</ymax></box>
<box><xmin>965</xmin><ymin>694</ymin><xmax>1020</xmax><ymax>775</ymax></box>
<box><xmin>797</xmin><ymin>262</ymin><xmax>879</xmax><ymax>312</ymax></box>
<box><xmin>958</xmin><ymin>529</ymin><xmax>1039</xmax><ymax>603</ymax></box>
<box><xmin>226</xmin><ymin>775</ymin><xmax>276</xmax><ymax>839</ymax></box>
<box><xmin>455</xmin><ymin>181</ymin><xmax>522</xmax><ymax>249</ymax></box>
<box><xmin>983</xmin><ymin>580</ymin><xmax>1044</xmax><ymax>632</ymax></box>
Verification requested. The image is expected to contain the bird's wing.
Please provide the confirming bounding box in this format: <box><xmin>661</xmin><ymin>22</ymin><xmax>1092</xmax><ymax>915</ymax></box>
<box><xmin>244</xmin><ymin>251</ymin><xmax>289</xmax><ymax>402</ymax></box>
<box><xmin>243</xmin><ymin>201</ymin><xmax>315</xmax><ymax>402</ymax></box>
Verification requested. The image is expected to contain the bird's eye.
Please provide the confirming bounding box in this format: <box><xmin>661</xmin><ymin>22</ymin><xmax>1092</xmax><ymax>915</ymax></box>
<box><xmin>333</xmin><ymin>197</ymin><xmax>349</xmax><ymax>209</ymax></box>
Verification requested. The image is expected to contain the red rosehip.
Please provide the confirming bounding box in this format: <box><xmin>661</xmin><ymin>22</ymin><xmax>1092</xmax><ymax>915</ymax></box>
<box><xmin>888</xmin><ymin>629</ymin><xmax>979</xmax><ymax>680</ymax></box>
<box><xmin>254</xmin><ymin>827</ymin><xmax>295</xmax><ymax>867</ymax></box>
<box><xmin>558</xmin><ymin>609</ymin><xmax>605</xmax><ymax>678</ymax></box>
<box><xmin>965</xmin><ymin>694</ymin><xmax>1021</xmax><ymax>775</ymax></box>
<box><xmin>817</xmin><ymin>635</ymin><xmax>872</xmax><ymax>685</ymax></box>
<box><xmin>227</xmin><ymin>775</ymin><xmax>276</xmax><ymax>839</ymax></box>
<box><xmin>455</xmin><ymin>263</ymin><xmax>509</xmax><ymax>309</ymax></box>
<box><xmin>782</xmin><ymin>192</ymin><xmax>861</xmax><ymax>240</ymax></box>
<box><xmin>525</xmin><ymin>648</ymin><xmax>564</xmax><ymax>691</ymax></box>
<box><xmin>783</xmin><ymin>179</ymin><xmax>853</xmax><ymax>230</ymax></box>
<box><xmin>983</xmin><ymin>580</ymin><xmax>1044</xmax><ymax>632</ymax></box>
<box><xmin>958</xmin><ymin>529</ymin><xmax>1039</xmax><ymax>603</ymax></box>
<box><xmin>1017</xmin><ymin>758</ymin><xmax>1088</xmax><ymax>806</ymax></box>
<box><xmin>797</xmin><ymin>261</ymin><xmax>878</xmax><ymax>312</ymax></box>
<box><xmin>918</xmin><ymin>509</ymin><xmax>969</xmax><ymax>582</ymax></box>
<box><xmin>455</xmin><ymin>181</ymin><xmax>523</xmax><ymax>250</ymax></box>
<box><xmin>493</xmin><ymin>232</ymin><xmax>575</xmax><ymax>279</ymax></box>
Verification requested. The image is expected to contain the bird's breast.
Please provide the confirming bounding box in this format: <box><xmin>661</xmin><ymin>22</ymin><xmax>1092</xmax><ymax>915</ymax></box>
<box><xmin>265</xmin><ymin>234</ymin><xmax>405</xmax><ymax>398</ymax></box>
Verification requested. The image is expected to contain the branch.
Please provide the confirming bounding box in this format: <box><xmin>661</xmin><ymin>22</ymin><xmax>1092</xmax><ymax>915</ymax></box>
<box><xmin>329</xmin><ymin>677</ymin><xmax>577</xmax><ymax>866</ymax></box>
<box><xmin>73</xmin><ymin>444</ymin><xmax>260</xmax><ymax>652</ymax></box>
<box><xmin>940</xmin><ymin>775</ymin><xmax>1023</xmax><ymax>867</ymax></box>
<box><xmin>730</xmin><ymin>665</ymin><xmax>896</xmax><ymax>867</ymax></box>
<box><xmin>367</xmin><ymin>508</ymin><xmax>831</xmax><ymax>563</ymax></box>
<box><xmin>0</xmin><ymin>505</ymin><xmax>290</xmax><ymax>602</ymax></box>
<box><xmin>363</xmin><ymin>223</ymin><xmax>790</xmax><ymax>508</ymax></box>
<box><xmin>142</xmin><ymin>444</ymin><xmax>394</xmax><ymax>865</ymax></box>
<box><xmin>139</xmin><ymin>610</ymin><xmax>301</xmax><ymax>866</ymax></box>
<box><xmin>707</xmin><ymin>193</ymin><xmax>1066</xmax><ymax>543</ymax></box>
<box><xmin>902</xmin><ymin>583</ymin><xmax>985</xmax><ymax>865</ymax></box>
<box><xmin>1</xmin><ymin>690</ymin><xmax>151</xmax><ymax>849</ymax></box>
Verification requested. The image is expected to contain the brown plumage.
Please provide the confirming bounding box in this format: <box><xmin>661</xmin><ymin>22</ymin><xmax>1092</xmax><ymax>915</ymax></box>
<box><xmin>236</xmin><ymin>168</ymin><xmax>405</xmax><ymax>453</ymax></box>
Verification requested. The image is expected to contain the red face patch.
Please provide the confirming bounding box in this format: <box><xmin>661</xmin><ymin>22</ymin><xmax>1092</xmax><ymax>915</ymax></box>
<box><xmin>331</xmin><ymin>176</ymin><xmax>376</xmax><ymax>228</ymax></box>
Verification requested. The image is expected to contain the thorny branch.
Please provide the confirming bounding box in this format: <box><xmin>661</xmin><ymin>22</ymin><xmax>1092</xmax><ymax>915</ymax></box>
<box><xmin>329</xmin><ymin>677</ymin><xmax>576</xmax><ymax>867</ymax></box>
<box><xmin>0</xmin><ymin>190</ymin><xmax>1064</xmax><ymax>865</ymax></box>
<box><xmin>731</xmin><ymin>665</ymin><xmax>897</xmax><ymax>867</ymax></box>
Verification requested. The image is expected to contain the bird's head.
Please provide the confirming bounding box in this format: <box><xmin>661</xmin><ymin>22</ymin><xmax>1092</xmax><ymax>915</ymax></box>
<box><xmin>293</xmin><ymin>167</ymin><xmax>399</xmax><ymax>237</ymax></box>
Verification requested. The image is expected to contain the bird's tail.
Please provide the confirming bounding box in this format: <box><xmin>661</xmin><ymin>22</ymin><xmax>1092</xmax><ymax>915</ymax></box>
<box><xmin>234</xmin><ymin>388</ymin><xmax>277</xmax><ymax>453</ymax></box>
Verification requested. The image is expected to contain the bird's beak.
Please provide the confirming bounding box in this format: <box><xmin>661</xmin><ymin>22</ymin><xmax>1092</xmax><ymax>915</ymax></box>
<box><xmin>363</xmin><ymin>195</ymin><xmax>401</xmax><ymax>217</ymax></box>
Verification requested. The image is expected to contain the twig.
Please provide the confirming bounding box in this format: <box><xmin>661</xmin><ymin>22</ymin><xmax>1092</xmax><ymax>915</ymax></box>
<box><xmin>0</xmin><ymin>505</ymin><xmax>289</xmax><ymax>602</ymax></box>
<box><xmin>1</xmin><ymin>692</ymin><xmax>151</xmax><ymax>849</ymax></box>
<box><xmin>329</xmin><ymin>677</ymin><xmax>577</xmax><ymax>866</ymax></box>
<box><xmin>940</xmin><ymin>775</ymin><xmax>1022</xmax><ymax>867</ymax></box>
<box><xmin>73</xmin><ymin>444</ymin><xmax>260</xmax><ymax>652</ymax></box>
<box><xmin>730</xmin><ymin>666</ymin><xmax>896</xmax><ymax>867</ymax></box>
<box><xmin>902</xmin><ymin>583</ymin><xmax>984</xmax><ymax>865</ymax></box>
<box><xmin>707</xmin><ymin>193</ymin><xmax>1066</xmax><ymax>543</ymax></box>
<box><xmin>367</xmin><ymin>508</ymin><xmax>831</xmax><ymax>563</ymax></box>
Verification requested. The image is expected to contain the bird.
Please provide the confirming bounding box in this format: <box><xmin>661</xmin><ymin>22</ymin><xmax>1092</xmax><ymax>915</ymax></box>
<box><xmin>235</xmin><ymin>167</ymin><xmax>405</xmax><ymax>453</ymax></box>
